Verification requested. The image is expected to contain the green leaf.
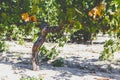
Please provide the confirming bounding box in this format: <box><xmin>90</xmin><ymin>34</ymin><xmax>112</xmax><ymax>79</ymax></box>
<box><xmin>74</xmin><ymin>21</ymin><xmax>82</xmax><ymax>30</ymax></box>
<box><xmin>31</xmin><ymin>5</ymin><xmax>39</xmax><ymax>14</ymax></box>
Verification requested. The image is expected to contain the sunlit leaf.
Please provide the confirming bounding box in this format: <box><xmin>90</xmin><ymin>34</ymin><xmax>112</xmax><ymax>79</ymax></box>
<box><xmin>31</xmin><ymin>5</ymin><xmax>39</xmax><ymax>14</ymax></box>
<box><xmin>74</xmin><ymin>21</ymin><xmax>82</xmax><ymax>30</ymax></box>
<box><xmin>21</xmin><ymin>13</ymin><xmax>29</xmax><ymax>22</ymax></box>
<box><xmin>88</xmin><ymin>1</ymin><xmax>105</xmax><ymax>20</ymax></box>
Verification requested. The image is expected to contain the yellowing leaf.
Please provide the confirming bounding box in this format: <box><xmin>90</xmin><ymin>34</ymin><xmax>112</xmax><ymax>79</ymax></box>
<box><xmin>21</xmin><ymin>13</ymin><xmax>30</xmax><ymax>22</ymax></box>
<box><xmin>29</xmin><ymin>16</ymin><xmax>37</xmax><ymax>22</ymax></box>
<box><xmin>21</xmin><ymin>13</ymin><xmax>37</xmax><ymax>22</ymax></box>
<box><xmin>88</xmin><ymin>1</ymin><xmax>105</xmax><ymax>20</ymax></box>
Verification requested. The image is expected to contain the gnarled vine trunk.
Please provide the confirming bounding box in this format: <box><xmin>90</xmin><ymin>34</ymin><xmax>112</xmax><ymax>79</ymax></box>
<box><xmin>32</xmin><ymin>21</ymin><xmax>62</xmax><ymax>70</ymax></box>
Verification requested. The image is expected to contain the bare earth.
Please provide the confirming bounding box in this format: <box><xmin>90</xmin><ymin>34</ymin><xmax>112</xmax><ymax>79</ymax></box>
<box><xmin>0</xmin><ymin>34</ymin><xmax>120</xmax><ymax>80</ymax></box>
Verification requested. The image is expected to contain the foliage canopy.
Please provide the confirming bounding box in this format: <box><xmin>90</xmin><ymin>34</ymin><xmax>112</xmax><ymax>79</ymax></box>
<box><xmin>0</xmin><ymin>0</ymin><xmax>120</xmax><ymax>60</ymax></box>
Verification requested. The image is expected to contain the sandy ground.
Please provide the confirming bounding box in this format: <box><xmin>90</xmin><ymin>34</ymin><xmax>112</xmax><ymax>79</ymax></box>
<box><xmin>0</xmin><ymin>34</ymin><xmax>120</xmax><ymax>80</ymax></box>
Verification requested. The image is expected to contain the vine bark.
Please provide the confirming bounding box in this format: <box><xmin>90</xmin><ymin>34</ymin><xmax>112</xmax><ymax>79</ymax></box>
<box><xmin>32</xmin><ymin>21</ymin><xmax>62</xmax><ymax>70</ymax></box>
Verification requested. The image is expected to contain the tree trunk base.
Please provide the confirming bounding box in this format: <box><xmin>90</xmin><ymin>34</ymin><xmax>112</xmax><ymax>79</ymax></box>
<box><xmin>32</xmin><ymin>60</ymin><xmax>40</xmax><ymax>71</ymax></box>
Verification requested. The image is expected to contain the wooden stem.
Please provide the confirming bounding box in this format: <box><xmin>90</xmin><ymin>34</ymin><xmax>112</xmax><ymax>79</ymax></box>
<box><xmin>32</xmin><ymin>28</ymin><xmax>47</xmax><ymax>70</ymax></box>
<box><xmin>32</xmin><ymin>21</ymin><xmax>62</xmax><ymax>70</ymax></box>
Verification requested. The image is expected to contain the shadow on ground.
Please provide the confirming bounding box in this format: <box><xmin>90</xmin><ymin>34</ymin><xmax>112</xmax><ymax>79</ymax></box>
<box><xmin>0</xmin><ymin>51</ymin><xmax>120</xmax><ymax>80</ymax></box>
